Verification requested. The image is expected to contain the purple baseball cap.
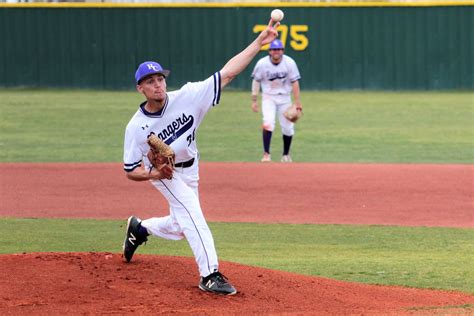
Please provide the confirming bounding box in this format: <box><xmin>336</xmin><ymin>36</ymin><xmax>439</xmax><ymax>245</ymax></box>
<box><xmin>269</xmin><ymin>39</ymin><xmax>284</xmax><ymax>50</ymax></box>
<box><xmin>135</xmin><ymin>61</ymin><xmax>170</xmax><ymax>84</ymax></box>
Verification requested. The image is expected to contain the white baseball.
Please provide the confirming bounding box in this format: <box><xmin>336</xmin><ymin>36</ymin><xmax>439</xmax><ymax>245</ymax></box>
<box><xmin>271</xmin><ymin>9</ymin><xmax>284</xmax><ymax>22</ymax></box>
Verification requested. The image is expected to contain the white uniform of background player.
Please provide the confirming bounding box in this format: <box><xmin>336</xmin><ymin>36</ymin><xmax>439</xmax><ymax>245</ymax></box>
<box><xmin>121</xmin><ymin>19</ymin><xmax>280</xmax><ymax>296</ymax></box>
<box><xmin>251</xmin><ymin>39</ymin><xmax>302</xmax><ymax>163</ymax></box>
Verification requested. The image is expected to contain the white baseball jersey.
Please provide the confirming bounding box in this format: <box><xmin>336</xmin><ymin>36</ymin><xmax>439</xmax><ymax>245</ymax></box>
<box><xmin>123</xmin><ymin>72</ymin><xmax>221</xmax><ymax>171</ymax></box>
<box><xmin>123</xmin><ymin>72</ymin><xmax>222</xmax><ymax>277</ymax></box>
<box><xmin>251</xmin><ymin>55</ymin><xmax>301</xmax><ymax>96</ymax></box>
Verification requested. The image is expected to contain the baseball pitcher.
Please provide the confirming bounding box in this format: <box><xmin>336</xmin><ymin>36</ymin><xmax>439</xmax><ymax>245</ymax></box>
<box><xmin>122</xmin><ymin>19</ymin><xmax>280</xmax><ymax>296</ymax></box>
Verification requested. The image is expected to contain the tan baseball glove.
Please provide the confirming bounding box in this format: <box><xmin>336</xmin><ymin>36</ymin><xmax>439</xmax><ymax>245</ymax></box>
<box><xmin>283</xmin><ymin>105</ymin><xmax>302</xmax><ymax>123</ymax></box>
<box><xmin>147</xmin><ymin>134</ymin><xmax>175</xmax><ymax>180</ymax></box>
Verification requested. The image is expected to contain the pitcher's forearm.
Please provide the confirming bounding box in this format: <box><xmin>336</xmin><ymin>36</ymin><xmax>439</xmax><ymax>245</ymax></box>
<box><xmin>220</xmin><ymin>38</ymin><xmax>263</xmax><ymax>88</ymax></box>
<box><xmin>125</xmin><ymin>165</ymin><xmax>164</xmax><ymax>181</ymax></box>
<box><xmin>219</xmin><ymin>19</ymin><xmax>279</xmax><ymax>88</ymax></box>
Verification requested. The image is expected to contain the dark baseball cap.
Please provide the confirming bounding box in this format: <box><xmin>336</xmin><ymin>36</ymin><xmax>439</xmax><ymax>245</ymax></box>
<box><xmin>135</xmin><ymin>61</ymin><xmax>170</xmax><ymax>84</ymax></box>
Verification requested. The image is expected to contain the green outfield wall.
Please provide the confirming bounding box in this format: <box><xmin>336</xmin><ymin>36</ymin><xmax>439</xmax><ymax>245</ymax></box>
<box><xmin>0</xmin><ymin>3</ymin><xmax>472</xmax><ymax>90</ymax></box>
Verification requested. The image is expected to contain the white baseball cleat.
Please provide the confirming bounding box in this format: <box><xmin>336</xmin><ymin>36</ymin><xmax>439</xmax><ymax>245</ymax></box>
<box><xmin>281</xmin><ymin>155</ymin><xmax>292</xmax><ymax>163</ymax></box>
<box><xmin>261</xmin><ymin>153</ymin><xmax>271</xmax><ymax>162</ymax></box>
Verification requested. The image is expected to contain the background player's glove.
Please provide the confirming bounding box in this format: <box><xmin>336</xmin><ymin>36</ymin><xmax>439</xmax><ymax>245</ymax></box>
<box><xmin>147</xmin><ymin>134</ymin><xmax>175</xmax><ymax>180</ymax></box>
<box><xmin>284</xmin><ymin>104</ymin><xmax>303</xmax><ymax>123</ymax></box>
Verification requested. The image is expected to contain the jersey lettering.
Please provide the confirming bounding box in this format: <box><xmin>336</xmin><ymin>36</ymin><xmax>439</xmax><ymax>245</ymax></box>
<box><xmin>157</xmin><ymin>113</ymin><xmax>194</xmax><ymax>145</ymax></box>
<box><xmin>267</xmin><ymin>71</ymin><xmax>288</xmax><ymax>81</ymax></box>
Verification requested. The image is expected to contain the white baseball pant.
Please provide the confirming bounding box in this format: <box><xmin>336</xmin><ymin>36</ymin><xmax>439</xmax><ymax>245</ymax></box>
<box><xmin>140</xmin><ymin>158</ymin><xmax>219</xmax><ymax>277</ymax></box>
<box><xmin>262</xmin><ymin>93</ymin><xmax>295</xmax><ymax>136</ymax></box>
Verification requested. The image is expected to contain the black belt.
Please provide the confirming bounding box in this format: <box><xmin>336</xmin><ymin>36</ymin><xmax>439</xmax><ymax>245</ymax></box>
<box><xmin>175</xmin><ymin>158</ymin><xmax>195</xmax><ymax>168</ymax></box>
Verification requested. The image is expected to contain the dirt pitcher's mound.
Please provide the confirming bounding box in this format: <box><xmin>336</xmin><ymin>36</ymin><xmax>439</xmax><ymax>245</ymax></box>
<box><xmin>1</xmin><ymin>253</ymin><xmax>472</xmax><ymax>315</ymax></box>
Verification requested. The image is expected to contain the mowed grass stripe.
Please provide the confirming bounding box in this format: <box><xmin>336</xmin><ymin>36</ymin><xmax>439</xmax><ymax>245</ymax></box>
<box><xmin>0</xmin><ymin>90</ymin><xmax>473</xmax><ymax>163</ymax></box>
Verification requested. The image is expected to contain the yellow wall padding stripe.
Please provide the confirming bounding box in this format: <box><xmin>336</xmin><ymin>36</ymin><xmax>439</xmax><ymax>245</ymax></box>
<box><xmin>0</xmin><ymin>2</ymin><xmax>473</xmax><ymax>8</ymax></box>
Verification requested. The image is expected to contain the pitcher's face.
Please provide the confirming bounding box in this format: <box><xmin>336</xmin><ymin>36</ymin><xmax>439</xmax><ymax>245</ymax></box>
<box><xmin>137</xmin><ymin>74</ymin><xmax>167</xmax><ymax>101</ymax></box>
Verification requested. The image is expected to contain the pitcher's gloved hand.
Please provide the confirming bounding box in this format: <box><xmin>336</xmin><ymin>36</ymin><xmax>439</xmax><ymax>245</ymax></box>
<box><xmin>147</xmin><ymin>134</ymin><xmax>175</xmax><ymax>180</ymax></box>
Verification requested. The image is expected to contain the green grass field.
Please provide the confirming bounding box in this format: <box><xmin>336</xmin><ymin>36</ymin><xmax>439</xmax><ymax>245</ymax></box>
<box><xmin>0</xmin><ymin>89</ymin><xmax>473</xmax><ymax>293</ymax></box>
<box><xmin>0</xmin><ymin>89</ymin><xmax>473</xmax><ymax>163</ymax></box>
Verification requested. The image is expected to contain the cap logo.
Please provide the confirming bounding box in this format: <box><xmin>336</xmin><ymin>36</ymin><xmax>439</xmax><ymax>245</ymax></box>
<box><xmin>147</xmin><ymin>63</ymin><xmax>160</xmax><ymax>71</ymax></box>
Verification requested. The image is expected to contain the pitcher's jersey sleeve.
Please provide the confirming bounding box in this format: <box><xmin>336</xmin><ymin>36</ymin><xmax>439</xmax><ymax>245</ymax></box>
<box><xmin>123</xmin><ymin>121</ymin><xmax>145</xmax><ymax>172</ymax></box>
<box><xmin>176</xmin><ymin>72</ymin><xmax>221</xmax><ymax>125</ymax></box>
<box><xmin>181</xmin><ymin>72</ymin><xmax>221</xmax><ymax>111</ymax></box>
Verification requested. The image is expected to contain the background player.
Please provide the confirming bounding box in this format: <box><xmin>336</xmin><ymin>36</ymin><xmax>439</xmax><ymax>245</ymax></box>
<box><xmin>251</xmin><ymin>39</ymin><xmax>302</xmax><ymax>162</ymax></box>
<box><xmin>122</xmin><ymin>19</ymin><xmax>280</xmax><ymax>296</ymax></box>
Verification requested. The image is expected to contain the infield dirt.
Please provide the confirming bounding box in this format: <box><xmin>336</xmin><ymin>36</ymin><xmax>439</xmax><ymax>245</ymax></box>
<box><xmin>0</xmin><ymin>162</ymin><xmax>473</xmax><ymax>314</ymax></box>
<box><xmin>1</xmin><ymin>162</ymin><xmax>472</xmax><ymax>227</ymax></box>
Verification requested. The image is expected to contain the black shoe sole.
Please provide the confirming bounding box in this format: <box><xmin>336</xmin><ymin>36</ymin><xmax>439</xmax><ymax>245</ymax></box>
<box><xmin>198</xmin><ymin>284</ymin><xmax>237</xmax><ymax>296</ymax></box>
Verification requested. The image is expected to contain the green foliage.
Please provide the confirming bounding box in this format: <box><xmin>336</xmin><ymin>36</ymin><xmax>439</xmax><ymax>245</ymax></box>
<box><xmin>1</xmin><ymin>218</ymin><xmax>472</xmax><ymax>293</ymax></box>
<box><xmin>0</xmin><ymin>89</ymin><xmax>473</xmax><ymax>163</ymax></box>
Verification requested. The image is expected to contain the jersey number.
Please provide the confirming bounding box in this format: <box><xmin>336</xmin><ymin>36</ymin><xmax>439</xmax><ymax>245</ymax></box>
<box><xmin>186</xmin><ymin>129</ymin><xmax>196</xmax><ymax>146</ymax></box>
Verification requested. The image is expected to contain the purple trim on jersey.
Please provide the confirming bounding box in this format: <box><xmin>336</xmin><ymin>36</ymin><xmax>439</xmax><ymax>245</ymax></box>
<box><xmin>216</xmin><ymin>72</ymin><xmax>221</xmax><ymax>104</ymax></box>
<box><xmin>212</xmin><ymin>74</ymin><xmax>217</xmax><ymax>105</ymax></box>
<box><xmin>139</xmin><ymin>95</ymin><xmax>169</xmax><ymax>118</ymax></box>
<box><xmin>159</xmin><ymin>179</ymin><xmax>212</xmax><ymax>275</ymax></box>
<box><xmin>212</xmin><ymin>72</ymin><xmax>221</xmax><ymax>106</ymax></box>
<box><xmin>124</xmin><ymin>159</ymin><xmax>142</xmax><ymax>172</ymax></box>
